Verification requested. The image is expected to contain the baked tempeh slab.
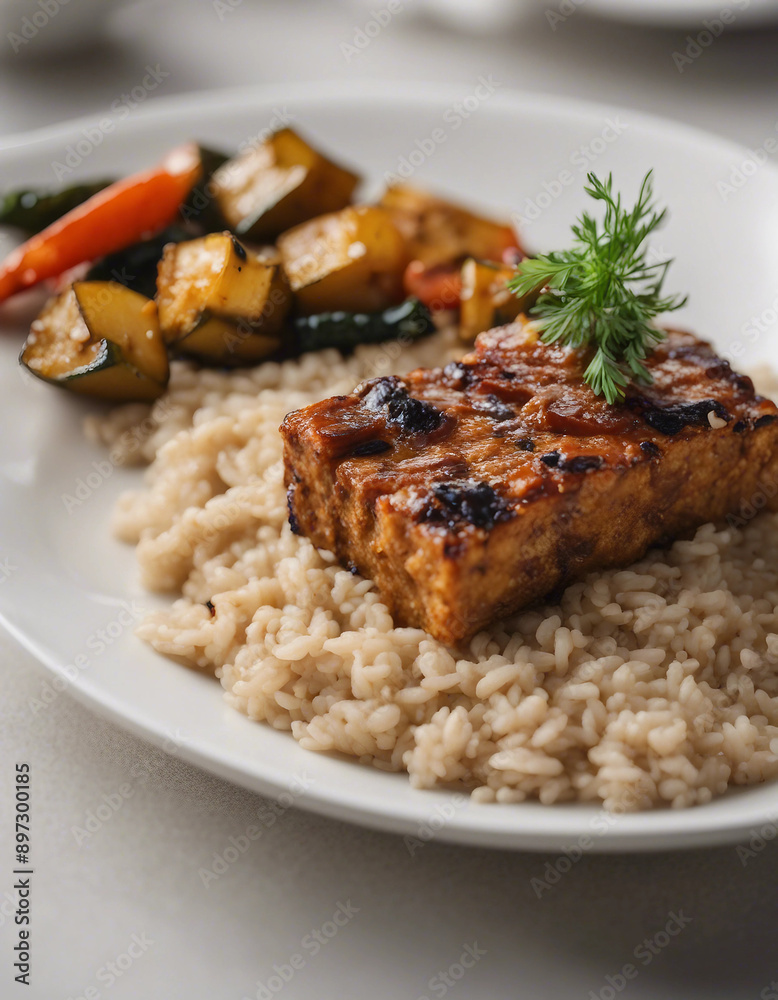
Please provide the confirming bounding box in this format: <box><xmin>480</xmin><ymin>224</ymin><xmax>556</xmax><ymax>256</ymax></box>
<box><xmin>282</xmin><ymin>321</ymin><xmax>778</xmax><ymax>645</ymax></box>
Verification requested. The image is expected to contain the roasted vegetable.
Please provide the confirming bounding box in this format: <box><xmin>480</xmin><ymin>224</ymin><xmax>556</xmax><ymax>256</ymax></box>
<box><xmin>278</xmin><ymin>206</ymin><xmax>406</xmax><ymax>315</ymax></box>
<box><xmin>403</xmin><ymin>260</ymin><xmax>462</xmax><ymax>312</ymax></box>
<box><xmin>85</xmin><ymin>224</ymin><xmax>191</xmax><ymax>300</ymax></box>
<box><xmin>0</xmin><ymin>143</ymin><xmax>204</xmax><ymax>303</ymax></box>
<box><xmin>156</xmin><ymin>232</ymin><xmax>291</xmax><ymax>364</ymax></box>
<box><xmin>459</xmin><ymin>258</ymin><xmax>540</xmax><ymax>341</ymax></box>
<box><xmin>0</xmin><ymin>180</ymin><xmax>114</xmax><ymax>234</ymax></box>
<box><xmin>380</xmin><ymin>184</ymin><xmax>520</xmax><ymax>269</ymax></box>
<box><xmin>211</xmin><ymin>128</ymin><xmax>360</xmax><ymax>242</ymax></box>
<box><xmin>85</xmin><ymin>225</ymin><xmax>190</xmax><ymax>300</ymax></box>
<box><xmin>294</xmin><ymin>297</ymin><xmax>434</xmax><ymax>355</ymax></box>
<box><xmin>20</xmin><ymin>282</ymin><xmax>168</xmax><ymax>401</ymax></box>
<box><xmin>180</xmin><ymin>145</ymin><xmax>230</xmax><ymax>231</ymax></box>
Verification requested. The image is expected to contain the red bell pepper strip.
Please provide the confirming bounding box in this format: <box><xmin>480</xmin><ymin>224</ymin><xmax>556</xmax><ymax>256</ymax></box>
<box><xmin>403</xmin><ymin>260</ymin><xmax>462</xmax><ymax>311</ymax></box>
<box><xmin>403</xmin><ymin>239</ymin><xmax>523</xmax><ymax>312</ymax></box>
<box><xmin>0</xmin><ymin>143</ymin><xmax>202</xmax><ymax>303</ymax></box>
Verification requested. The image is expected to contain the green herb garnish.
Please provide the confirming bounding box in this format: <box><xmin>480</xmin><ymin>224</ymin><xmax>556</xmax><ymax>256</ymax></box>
<box><xmin>508</xmin><ymin>171</ymin><xmax>686</xmax><ymax>404</ymax></box>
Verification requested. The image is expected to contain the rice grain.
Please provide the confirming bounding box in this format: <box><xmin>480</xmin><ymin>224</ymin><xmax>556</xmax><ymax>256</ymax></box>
<box><xmin>100</xmin><ymin>331</ymin><xmax>778</xmax><ymax>809</ymax></box>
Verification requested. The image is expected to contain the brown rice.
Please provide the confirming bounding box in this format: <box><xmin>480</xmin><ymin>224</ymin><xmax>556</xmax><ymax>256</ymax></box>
<box><xmin>88</xmin><ymin>329</ymin><xmax>778</xmax><ymax>810</ymax></box>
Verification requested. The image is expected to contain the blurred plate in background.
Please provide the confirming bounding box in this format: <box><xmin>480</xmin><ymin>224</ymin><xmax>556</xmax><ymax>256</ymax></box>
<box><xmin>0</xmin><ymin>0</ymin><xmax>133</xmax><ymax>55</ymax></box>
<box><xmin>371</xmin><ymin>0</ymin><xmax>778</xmax><ymax>30</ymax></box>
<box><xmin>580</xmin><ymin>0</ymin><xmax>778</xmax><ymax>28</ymax></box>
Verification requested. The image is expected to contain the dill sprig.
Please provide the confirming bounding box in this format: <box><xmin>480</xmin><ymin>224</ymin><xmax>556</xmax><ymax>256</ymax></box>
<box><xmin>508</xmin><ymin>171</ymin><xmax>687</xmax><ymax>404</ymax></box>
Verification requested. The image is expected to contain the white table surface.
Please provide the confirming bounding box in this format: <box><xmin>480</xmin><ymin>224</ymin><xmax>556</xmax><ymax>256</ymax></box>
<box><xmin>2</xmin><ymin>3</ymin><xmax>778</xmax><ymax>997</ymax></box>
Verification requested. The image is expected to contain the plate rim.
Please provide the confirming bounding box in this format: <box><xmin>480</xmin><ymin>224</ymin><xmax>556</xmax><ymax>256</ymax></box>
<box><xmin>3</xmin><ymin>78</ymin><xmax>778</xmax><ymax>853</ymax></box>
<box><xmin>5</xmin><ymin>614</ymin><xmax>771</xmax><ymax>854</ymax></box>
<box><xmin>1</xmin><ymin>77</ymin><xmax>777</xmax><ymax>181</ymax></box>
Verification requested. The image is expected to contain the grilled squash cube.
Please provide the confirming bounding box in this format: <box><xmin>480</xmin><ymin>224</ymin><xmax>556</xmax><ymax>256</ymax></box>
<box><xmin>20</xmin><ymin>281</ymin><xmax>169</xmax><ymax>401</ymax></box>
<box><xmin>156</xmin><ymin>233</ymin><xmax>291</xmax><ymax>365</ymax></box>
<box><xmin>459</xmin><ymin>258</ymin><xmax>539</xmax><ymax>342</ymax></box>
<box><xmin>380</xmin><ymin>184</ymin><xmax>520</xmax><ymax>269</ymax></box>
<box><xmin>277</xmin><ymin>206</ymin><xmax>407</xmax><ymax>314</ymax></box>
<box><xmin>211</xmin><ymin>128</ymin><xmax>360</xmax><ymax>242</ymax></box>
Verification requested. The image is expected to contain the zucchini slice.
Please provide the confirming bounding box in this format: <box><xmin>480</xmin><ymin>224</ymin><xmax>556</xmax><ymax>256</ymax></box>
<box><xmin>20</xmin><ymin>282</ymin><xmax>169</xmax><ymax>401</ymax></box>
<box><xmin>85</xmin><ymin>224</ymin><xmax>190</xmax><ymax>300</ymax></box>
<box><xmin>459</xmin><ymin>258</ymin><xmax>539</xmax><ymax>342</ymax></box>
<box><xmin>278</xmin><ymin>206</ymin><xmax>407</xmax><ymax>315</ymax></box>
<box><xmin>380</xmin><ymin>184</ymin><xmax>520</xmax><ymax>269</ymax></box>
<box><xmin>294</xmin><ymin>297</ymin><xmax>434</xmax><ymax>355</ymax></box>
<box><xmin>155</xmin><ymin>232</ymin><xmax>291</xmax><ymax>364</ymax></box>
<box><xmin>180</xmin><ymin>144</ymin><xmax>230</xmax><ymax>232</ymax></box>
<box><xmin>0</xmin><ymin>180</ymin><xmax>114</xmax><ymax>234</ymax></box>
<box><xmin>211</xmin><ymin>128</ymin><xmax>360</xmax><ymax>242</ymax></box>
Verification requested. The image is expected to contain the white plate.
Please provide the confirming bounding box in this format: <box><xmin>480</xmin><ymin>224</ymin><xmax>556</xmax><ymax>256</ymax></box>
<box><xmin>2</xmin><ymin>81</ymin><xmax>778</xmax><ymax>852</ymax></box>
